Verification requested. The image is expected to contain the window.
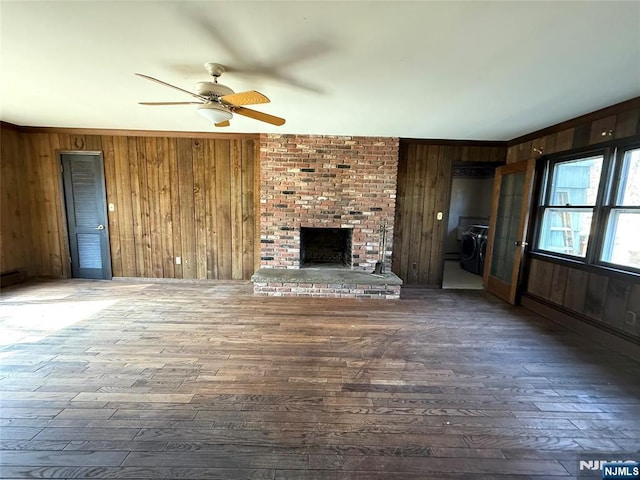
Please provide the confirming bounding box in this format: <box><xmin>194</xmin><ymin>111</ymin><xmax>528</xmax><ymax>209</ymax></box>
<box><xmin>538</xmin><ymin>155</ymin><xmax>603</xmax><ymax>257</ymax></box>
<box><xmin>535</xmin><ymin>142</ymin><xmax>640</xmax><ymax>274</ymax></box>
<box><xmin>600</xmin><ymin>147</ymin><xmax>640</xmax><ymax>270</ymax></box>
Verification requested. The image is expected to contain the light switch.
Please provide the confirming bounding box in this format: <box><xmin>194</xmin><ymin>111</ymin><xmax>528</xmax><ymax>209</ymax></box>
<box><xmin>436</xmin><ymin>211</ymin><xmax>443</xmax><ymax>221</ymax></box>
<box><xmin>108</xmin><ymin>203</ymin><xmax>115</xmax><ymax>212</ymax></box>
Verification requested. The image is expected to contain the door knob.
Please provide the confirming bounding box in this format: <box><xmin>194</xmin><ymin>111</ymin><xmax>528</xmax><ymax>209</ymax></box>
<box><xmin>96</xmin><ymin>224</ymin><xmax>105</xmax><ymax>230</ymax></box>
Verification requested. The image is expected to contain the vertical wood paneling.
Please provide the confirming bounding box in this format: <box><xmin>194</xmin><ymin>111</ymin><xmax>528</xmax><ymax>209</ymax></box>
<box><xmin>527</xmin><ymin>258</ymin><xmax>554</xmax><ymax>300</ymax></box>
<box><xmin>507</xmin><ymin>100</ymin><xmax>640</xmax><ymax>163</ymax></box>
<box><xmin>405</xmin><ymin>144</ymin><xmax>424</xmax><ymax>285</ymax></box>
<box><xmin>0</xmin><ymin>127</ymin><xmax>30</xmax><ymax>274</ymax></box>
<box><xmin>48</xmin><ymin>133</ymin><xmax>71</xmax><ymax>278</ymax></box>
<box><xmin>114</xmin><ymin>136</ymin><xmax>136</xmax><ymax>277</ymax></box>
<box><xmin>416</xmin><ymin>146</ymin><xmax>438</xmax><ymax>285</ymax></box>
<box><xmin>527</xmin><ymin>256</ymin><xmax>637</xmax><ymax>341</ymax></box>
<box><xmin>230</xmin><ymin>140</ymin><xmax>244</xmax><ymax>280</ymax></box>
<box><xmin>42</xmin><ymin>133</ymin><xmax>65</xmax><ymax>276</ymax></box>
<box><xmin>128</xmin><ymin>137</ymin><xmax>145</xmax><ymax>277</ymax></box>
<box><xmin>192</xmin><ymin>139</ymin><xmax>207</xmax><ymax>279</ymax></box>
<box><xmin>203</xmin><ymin>139</ymin><xmax>218</xmax><ymax>279</ymax></box>
<box><xmin>1</xmin><ymin>127</ymin><xmax>258</xmax><ymax>280</ymax></box>
<box><xmin>101</xmin><ymin>135</ymin><xmax>122</xmax><ymax>277</ymax></box>
<box><xmin>549</xmin><ymin>263</ymin><xmax>568</xmax><ymax>305</ymax></box>
<box><xmin>428</xmin><ymin>147</ymin><xmax>453</xmax><ymax>285</ymax></box>
<box><xmin>553</xmin><ymin>128</ymin><xmax>575</xmax><ymax>152</ymax></box>
<box><xmin>23</xmin><ymin>134</ymin><xmax>47</xmax><ymax>275</ymax></box>
<box><xmin>84</xmin><ymin>135</ymin><xmax>102</xmax><ymax>152</ymax></box>
<box><xmin>614</xmin><ymin>108</ymin><xmax>640</xmax><ymax>138</ymax></box>
<box><xmin>144</xmin><ymin>137</ymin><xmax>163</xmax><ymax>277</ymax></box>
<box><xmin>242</xmin><ymin>139</ymin><xmax>256</xmax><ymax>280</ymax></box>
<box><xmin>136</xmin><ymin>137</ymin><xmax>153</xmax><ymax>277</ymax></box>
<box><xmin>563</xmin><ymin>268</ymin><xmax>588</xmax><ymax>314</ymax></box>
<box><xmin>157</xmin><ymin>137</ymin><xmax>174</xmax><ymax>278</ymax></box>
<box><xmin>589</xmin><ymin>115</ymin><xmax>617</xmax><ymax>144</ymax></box>
<box><xmin>583</xmin><ymin>273</ymin><xmax>609</xmax><ymax>321</ymax></box>
<box><xmin>215</xmin><ymin>140</ymin><xmax>232</xmax><ymax>279</ymax></box>
<box><xmin>177</xmin><ymin>138</ymin><xmax>196</xmax><ymax>279</ymax></box>
<box><xmin>168</xmin><ymin>139</ymin><xmax>182</xmax><ymax>279</ymax></box>
<box><xmin>603</xmin><ymin>278</ymin><xmax>631</xmax><ymax>332</ymax></box>
<box><xmin>624</xmin><ymin>284</ymin><xmax>640</xmax><ymax>338</ymax></box>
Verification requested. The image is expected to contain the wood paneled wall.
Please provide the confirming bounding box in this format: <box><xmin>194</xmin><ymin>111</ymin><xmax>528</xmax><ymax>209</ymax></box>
<box><xmin>507</xmin><ymin>97</ymin><xmax>640</xmax><ymax>163</ymax></box>
<box><xmin>510</xmin><ymin>97</ymin><xmax>640</xmax><ymax>341</ymax></box>
<box><xmin>0</xmin><ymin>126</ymin><xmax>259</xmax><ymax>280</ymax></box>
<box><xmin>1</xmin><ymin>125</ymin><xmax>32</xmax><ymax>276</ymax></box>
<box><xmin>527</xmin><ymin>259</ymin><xmax>640</xmax><ymax>341</ymax></box>
<box><xmin>392</xmin><ymin>141</ymin><xmax>506</xmax><ymax>286</ymax></box>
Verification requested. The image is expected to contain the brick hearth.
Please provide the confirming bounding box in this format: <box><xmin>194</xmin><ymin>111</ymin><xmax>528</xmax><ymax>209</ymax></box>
<box><xmin>254</xmin><ymin>134</ymin><xmax>401</xmax><ymax>298</ymax></box>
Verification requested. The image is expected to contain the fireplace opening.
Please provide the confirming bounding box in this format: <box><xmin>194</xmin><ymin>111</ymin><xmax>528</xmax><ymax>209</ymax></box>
<box><xmin>300</xmin><ymin>227</ymin><xmax>352</xmax><ymax>268</ymax></box>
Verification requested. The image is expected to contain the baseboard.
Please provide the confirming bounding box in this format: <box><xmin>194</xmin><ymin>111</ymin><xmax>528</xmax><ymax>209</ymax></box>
<box><xmin>113</xmin><ymin>276</ymin><xmax>251</xmax><ymax>285</ymax></box>
<box><xmin>521</xmin><ymin>294</ymin><xmax>640</xmax><ymax>363</ymax></box>
<box><xmin>0</xmin><ymin>270</ymin><xmax>27</xmax><ymax>288</ymax></box>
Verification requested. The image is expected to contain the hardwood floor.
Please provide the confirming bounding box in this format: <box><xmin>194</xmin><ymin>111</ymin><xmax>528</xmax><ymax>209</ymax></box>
<box><xmin>1</xmin><ymin>279</ymin><xmax>639</xmax><ymax>479</ymax></box>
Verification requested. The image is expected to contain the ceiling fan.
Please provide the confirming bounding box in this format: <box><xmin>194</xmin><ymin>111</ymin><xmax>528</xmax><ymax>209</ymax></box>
<box><xmin>136</xmin><ymin>62</ymin><xmax>285</xmax><ymax>127</ymax></box>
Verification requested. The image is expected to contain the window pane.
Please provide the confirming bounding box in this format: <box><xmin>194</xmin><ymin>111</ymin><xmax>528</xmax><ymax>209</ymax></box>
<box><xmin>549</xmin><ymin>155</ymin><xmax>603</xmax><ymax>206</ymax></box>
<box><xmin>490</xmin><ymin>171</ymin><xmax>524</xmax><ymax>282</ymax></box>
<box><xmin>617</xmin><ymin>148</ymin><xmax>640</xmax><ymax>206</ymax></box>
<box><xmin>601</xmin><ymin>210</ymin><xmax>640</xmax><ymax>269</ymax></box>
<box><xmin>538</xmin><ymin>208</ymin><xmax>593</xmax><ymax>257</ymax></box>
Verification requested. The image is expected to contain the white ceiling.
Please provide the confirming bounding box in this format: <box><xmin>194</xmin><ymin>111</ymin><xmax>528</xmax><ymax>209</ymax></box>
<box><xmin>1</xmin><ymin>1</ymin><xmax>639</xmax><ymax>141</ymax></box>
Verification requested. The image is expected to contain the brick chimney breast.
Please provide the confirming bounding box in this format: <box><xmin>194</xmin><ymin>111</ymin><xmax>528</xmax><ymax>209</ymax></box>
<box><xmin>259</xmin><ymin>134</ymin><xmax>400</xmax><ymax>272</ymax></box>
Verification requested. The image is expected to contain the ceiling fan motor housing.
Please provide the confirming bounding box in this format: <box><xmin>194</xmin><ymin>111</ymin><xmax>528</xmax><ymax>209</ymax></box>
<box><xmin>195</xmin><ymin>81</ymin><xmax>234</xmax><ymax>98</ymax></box>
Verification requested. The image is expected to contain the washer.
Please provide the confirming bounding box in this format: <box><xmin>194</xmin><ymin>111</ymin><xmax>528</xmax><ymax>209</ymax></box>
<box><xmin>460</xmin><ymin>225</ymin><xmax>489</xmax><ymax>275</ymax></box>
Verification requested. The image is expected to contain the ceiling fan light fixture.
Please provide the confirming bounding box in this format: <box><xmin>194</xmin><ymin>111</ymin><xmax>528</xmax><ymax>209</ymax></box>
<box><xmin>197</xmin><ymin>104</ymin><xmax>232</xmax><ymax>123</ymax></box>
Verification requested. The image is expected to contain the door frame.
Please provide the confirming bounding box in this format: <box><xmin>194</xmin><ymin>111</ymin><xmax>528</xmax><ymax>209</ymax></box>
<box><xmin>58</xmin><ymin>150</ymin><xmax>112</xmax><ymax>280</ymax></box>
<box><xmin>483</xmin><ymin>158</ymin><xmax>536</xmax><ymax>304</ymax></box>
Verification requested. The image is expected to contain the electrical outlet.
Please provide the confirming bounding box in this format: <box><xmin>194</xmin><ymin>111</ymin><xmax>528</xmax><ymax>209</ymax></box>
<box><xmin>175</xmin><ymin>257</ymin><xmax>181</xmax><ymax>265</ymax></box>
<box><xmin>624</xmin><ymin>311</ymin><xmax>636</xmax><ymax>326</ymax></box>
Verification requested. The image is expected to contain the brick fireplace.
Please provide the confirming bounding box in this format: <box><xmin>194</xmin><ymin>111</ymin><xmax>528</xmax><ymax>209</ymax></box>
<box><xmin>252</xmin><ymin>134</ymin><xmax>402</xmax><ymax>298</ymax></box>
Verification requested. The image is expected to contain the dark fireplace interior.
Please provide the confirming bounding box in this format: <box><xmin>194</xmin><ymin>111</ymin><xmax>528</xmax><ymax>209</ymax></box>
<box><xmin>300</xmin><ymin>228</ymin><xmax>352</xmax><ymax>268</ymax></box>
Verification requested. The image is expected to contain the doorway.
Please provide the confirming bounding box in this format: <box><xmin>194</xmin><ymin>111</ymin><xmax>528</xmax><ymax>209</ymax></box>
<box><xmin>60</xmin><ymin>152</ymin><xmax>112</xmax><ymax>279</ymax></box>
<box><xmin>442</xmin><ymin>162</ymin><xmax>497</xmax><ymax>289</ymax></box>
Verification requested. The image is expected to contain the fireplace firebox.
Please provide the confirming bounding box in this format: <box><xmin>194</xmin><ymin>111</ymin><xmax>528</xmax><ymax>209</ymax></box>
<box><xmin>300</xmin><ymin>228</ymin><xmax>352</xmax><ymax>268</ymax></box>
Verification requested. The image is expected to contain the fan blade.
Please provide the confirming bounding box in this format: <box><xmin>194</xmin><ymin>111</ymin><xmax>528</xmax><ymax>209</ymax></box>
<box><xmin>214</xmin><ymin>120</ymin><xmax>230</xmax><ymax>127</ymax></box>
<box><xmin>233</xmin><ymin>107</ymin><xmax>285</xmax><ymax>126</ymax></box>
<box><xmin>221</xmin><ymin>90</ymin><xmax>270</xmax><ymax>106</ymax></box>
<box><xmin>139</xmin><ymin>102</ymin><xmax>203</xmax><ymax>105</ymax></box>
<box><xmin>135</xmin><ymin>73</ymin><xmax>208</xmax><ymax>101</ymax></box>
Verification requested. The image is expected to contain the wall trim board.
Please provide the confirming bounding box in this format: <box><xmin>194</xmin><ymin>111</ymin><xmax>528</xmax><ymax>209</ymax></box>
<box><xmin>0</xmin><ymin>270</ymin><xmax>27</xmax><ymax>287</ymax></box>
<box><xmin>0</xmin><ymin>121</ymin><xmax>21</xmax><ymax>132</ymax></box>
<box><xmin>112</xmin><ymin>276</ymin><xmax>251</xmax><ymax>285</ymax></box>
<box><xmin>1</xmin><ymin>122</ymin><xmax>260</xmax><ymax>140</ymax></box>
<box><xmin>522</xmin><ymin>293</ymin><xmax>640</xmax><ymax>362</ymax></box>
<box><xmin>400</xmin><ymin>138</ymin><xmax>507</xmax><ymax>147</ymax></box>
<box><xmin>508</xmin><ymin>96</ymin><xmax>640</xmax><ymax>146</ymax></box>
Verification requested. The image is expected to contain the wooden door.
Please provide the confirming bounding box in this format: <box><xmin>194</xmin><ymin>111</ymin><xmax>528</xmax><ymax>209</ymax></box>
<box><xmin>483</xmin><ymin>159</ymin><xmax>535</xmax><ymax>304</ymax></box>
<box><xmin>61</xmin><ymin>152</ymin><xmax>112</xmax><ymax>279</ymax></box>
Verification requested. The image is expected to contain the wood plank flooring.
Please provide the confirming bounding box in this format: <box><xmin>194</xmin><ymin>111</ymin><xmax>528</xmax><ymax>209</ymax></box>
<box><xmin>1</xmin><ymin>279</ymin><xmax>639</xmax><ymax>479</ymax></box>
